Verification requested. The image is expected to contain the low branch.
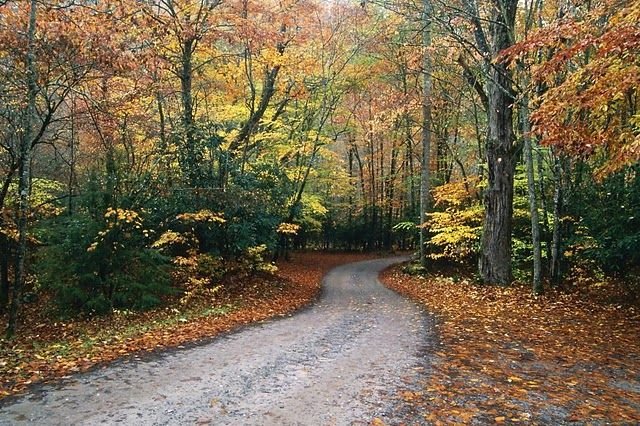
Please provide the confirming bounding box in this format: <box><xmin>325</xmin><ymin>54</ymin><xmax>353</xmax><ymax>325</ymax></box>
<box><xmin>457</xmin><ymin>56</ymin><xmax>488</xmax><ymax>110</ymax></box>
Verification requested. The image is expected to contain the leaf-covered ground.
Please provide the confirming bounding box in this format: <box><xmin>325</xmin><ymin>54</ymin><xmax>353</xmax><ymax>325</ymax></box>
<box><xmin>381</xmin><ymin>267</ymin><xmax>640</xmax><ymax>424</ymax></box>
<box><xmin>0</xmin><ymin>252</ymin><xmax>377</xmax><ymax>399</ymax></box>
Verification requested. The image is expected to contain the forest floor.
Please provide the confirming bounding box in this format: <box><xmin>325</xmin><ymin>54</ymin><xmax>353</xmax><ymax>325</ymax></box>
<box><xmin>1</xmin><ymin>256</ymin><xmax>429</xmax><ymax>425</ymax></box>
<box><xmin>0</xmin><ymin>251</ymin><xmax>379</xmax><ymax>399</ymax></box>
<box><xmin>3</xmin><ymin>253</ymin><xmax>639</xmax><ymax>424</ymax></box>
<box><xmin>381</xmin><ymin>265</ymin><xmax>640</xmax><ymax>424</ymax></box>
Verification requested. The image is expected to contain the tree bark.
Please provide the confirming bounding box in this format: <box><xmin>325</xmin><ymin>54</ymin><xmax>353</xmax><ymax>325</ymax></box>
<box><xmin>550</xmin><ymin>154</ymin><xmax>564</xmax><ymax>286</ymax></box>
<box><xmin>386</xmin><ymin>138</ymin><xmax>398</xmax><ymax>250</ymax></box>
<box><xmin>0</xmin><ymin>164</ymin><xmax>17</xmax><ymax>311</ymax></box>
<box><xmin>537</xmin><ymin>149</ymin><xmax>552</xmax><ymax>270</ymax></box>
<box><xmin>180</xmin><ymin>38</ymin><xmax>198</xmax><ymax>186</ymax></box>
<box><xmin>0</xmin><ymin>248</ymin><xmax>8</xmax><ymax>313</ymax></box>
<box><xmin>520</xmin><ymin>96</ymin><xmax>543</xmax><ymax>294</ymax></box>
<box><xmin>67</xmin><ymin>94</ymin><xmax>77</xmax><ymax>215</ymax></box>
<box><xmin>419</xmin><ymin>0</ymin><xmax>433</xmax><ymax>268</ymax></box>
<box><xmin>478</xmin><ymin>0</ymin><xmax>518</xmax><ymax>286</ymax></box>
<box><xmin>7</xmin><ymin>0</ymin><xmax>37</xmax><ymax>338</ymax></box>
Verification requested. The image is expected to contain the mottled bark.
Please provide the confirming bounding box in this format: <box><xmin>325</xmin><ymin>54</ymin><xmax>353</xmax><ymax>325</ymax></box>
<box><xmin>478</xmin><ymin>0</ymin><xmax>518</xmax><ymax>285</ymax></box>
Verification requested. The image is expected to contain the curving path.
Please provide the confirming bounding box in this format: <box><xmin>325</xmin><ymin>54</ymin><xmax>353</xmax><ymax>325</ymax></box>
<box><xmin>0</xmin><ymin>257</ymin><xmax>434</xmax><ymax>425</ymax></box>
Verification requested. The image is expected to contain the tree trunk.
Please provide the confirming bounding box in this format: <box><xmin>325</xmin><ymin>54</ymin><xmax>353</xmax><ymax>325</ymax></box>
<box><xmin>0</xmin><ymin>165</ymin><xmax>16</xmax><ymax>312</ymax></box>
<box><xmin>419</xmin><ymin>0</ymin><xmax>433</xmax><ymax>268</ymax></box>
<box><xmin>520</xmin><ymin>97</ymin><xmax>543</xmax><ymax>294</ymax></box>
<box><xmin>472</xmin><ymin>100</ymin><xmax>484</xmax><ymax>182</ymax></box>
<box><xmin>537</xmin><ymin>150</ymin><xmax>552</xmax><ymax>270</ymax></box>
<box><xmin>68</xmin><ymin>94</ymin><xmax>77</xmax><ymax>215</ymax></box>
<box><xmin>348</xmin><ymin>144</ymin><xmax>354</xmax><ymax>250</ymax></box>
<box><xmin>180</xmin><ymin>38</ymin><xmax>198</xmax><ymax>186</ymax></box>
<box><xmin>550</xmin><ymin>155</ymin><xmax>564</xmax><ymax>286</ymax></box>
<box><xmin>478</xmin><ymin>0</ymin><xmax>518</xmax><ymax>286</ymax></box>
<box><xmin>368</xmin><ymin>109</ymin><xmax>377</xmax><ymax>250</ymax></box>
<box><xmin>386</xmin><ymin>139</ymin><xmax>398</xmax><ymax>250</ymax></box>
<box><xmin>7</xmin><ymin>0</ymin><xmax>37</xmax><ymax>338</ymax></box>
<box><xmin>0</xmin><ymin>247</ymin><xmax>9</xmax><ymax>313</ymax></box>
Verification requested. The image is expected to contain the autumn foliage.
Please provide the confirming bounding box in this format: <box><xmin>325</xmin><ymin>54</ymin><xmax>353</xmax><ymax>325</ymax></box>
<box><xmin>0</xmin><ymin>0</ymin><xmax>639</xmax><ymax>420</ymax></box>
<box><xmin>0</xmin><ymin>252</ymin><xmax>377</xmax><ymax>399</ymax></box>
<box><xmin>382</xmin><ymin>266</ymin><xmax>640</xmax><ymax>423</ymax></box>
<box><xmin>506</xmin><ymin>0</ymin><xmax>640</xmax><ymax>178</ymax></box>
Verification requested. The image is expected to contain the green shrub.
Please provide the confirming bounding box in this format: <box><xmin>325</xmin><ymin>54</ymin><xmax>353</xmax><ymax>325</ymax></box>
<box><xmin>37</xmin><ymin>211</ymin><xmax>172</xmax><ymax>316</ymax></box>
<box><xmin>571</xmin><ymin>165</ymin><xmax>640</xmax><ymax>280</ymax></box>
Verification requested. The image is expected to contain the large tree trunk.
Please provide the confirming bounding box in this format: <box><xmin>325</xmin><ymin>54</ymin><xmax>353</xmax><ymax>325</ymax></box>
<box><xmin>7</xmin><ymin>0</ymin><xmax>37</xmax><ymax>338</ymax></box>
<box><xmin>478</xmin><ymin>0</ymin><xmax>518</xmax><ymax>286</ymax></box>
<box><xmin>419</xmin><ymin>0</ymin><xmax>433</xmax><ymax>268</ymax></box>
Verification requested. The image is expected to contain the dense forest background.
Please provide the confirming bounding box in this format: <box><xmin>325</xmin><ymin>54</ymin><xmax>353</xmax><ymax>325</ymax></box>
<box><xmin>1</xmin><ymin>0</ymin><xmax>638</xmax><ymax>336</ymax></box>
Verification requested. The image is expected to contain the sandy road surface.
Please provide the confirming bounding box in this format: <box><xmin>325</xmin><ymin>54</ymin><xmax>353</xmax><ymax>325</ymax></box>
<box><xmin>0</xmin><ymin>257</ymin><xmax>434</xmax><ymax>425</ymax></box>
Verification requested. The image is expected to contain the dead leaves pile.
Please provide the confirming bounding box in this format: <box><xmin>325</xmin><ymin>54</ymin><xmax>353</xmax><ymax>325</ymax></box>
<box><xmin>381</xmin><ymin>269</ymin><xmax>640</xmax><ymax>424</ymax></box>
<box><xmin>0</xmin><ymin>251</ymin><xmax>375</xmax><ymax>399</ymax></box>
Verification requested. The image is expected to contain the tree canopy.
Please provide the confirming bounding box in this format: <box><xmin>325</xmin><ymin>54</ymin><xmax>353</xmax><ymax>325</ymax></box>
<box><xmin>1</xmin><ymin>0</ymin><xmax>638</xmax><ymax>336</ymax></box>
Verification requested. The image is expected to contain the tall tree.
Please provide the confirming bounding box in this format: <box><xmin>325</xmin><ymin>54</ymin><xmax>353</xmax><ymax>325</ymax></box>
<box><xmin>518</xmin><ymin>0</ymin><xmax>544</xmax><ymax>294</ymax></box>
<box><xmin>474</xmin><ymin>0</ymin><xmax>518</xmax><ymax>285</ymax></box>
<box><xmin>419</xmin><ymin>0</ymin><xmax>433</xmax><ymax>267</ymax></box>
<box><xmin>142</xmin><ymin>0</ymin><xmax>223</xmax><ymax>187</ymax></box>
<box><xmin>7</xmin><ymin>0</ymin><xmax>38</xmax><ymax>337</ymax></box>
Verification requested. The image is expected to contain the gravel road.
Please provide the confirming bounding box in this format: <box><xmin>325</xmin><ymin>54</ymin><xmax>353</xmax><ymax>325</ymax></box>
<box><xmin>0</xmin><ymin>257</ymin><xmax>435</xmax><ymax>425</ymax></box>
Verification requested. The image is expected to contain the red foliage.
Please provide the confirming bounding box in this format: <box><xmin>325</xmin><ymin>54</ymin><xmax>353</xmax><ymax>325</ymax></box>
<box><xmin>504</xmin><ymin>0</ymin><xmax>640</xmax><ymax>177</ymax></box>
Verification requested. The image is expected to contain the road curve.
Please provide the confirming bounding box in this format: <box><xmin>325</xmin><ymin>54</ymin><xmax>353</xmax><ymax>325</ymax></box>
<box><xmin>0</xmin><ymin>257</ymin><xmax>434</xmax><ymax>425</ymax></box>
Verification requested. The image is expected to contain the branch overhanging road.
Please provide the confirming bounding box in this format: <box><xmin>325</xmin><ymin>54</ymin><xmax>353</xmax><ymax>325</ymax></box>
<box><xmin>1</xmin><ymin>257</ymin><xmax>435</xmax><ymax>425</ymax></box>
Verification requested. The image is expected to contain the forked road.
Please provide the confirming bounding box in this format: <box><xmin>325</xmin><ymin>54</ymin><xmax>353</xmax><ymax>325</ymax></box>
<box><xmin>1</xmin><ymin>257</ymin><xmax>435</xmax><ymax>425</ymax></box>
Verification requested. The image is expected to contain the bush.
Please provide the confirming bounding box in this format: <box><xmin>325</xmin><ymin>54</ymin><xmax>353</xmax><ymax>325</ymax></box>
<box><xmin>37</xmin><ymin>211</ymin><xmax>172</xmax><ymax>316</ymax></box>
<box><xmin>571</xmin><ymin>166</ymin><xmax>640</xmax><ymax>280</ymax></box>
<box><xmin>171</xmin><ymin>252</ymin><xmax>224</xmax><ymax>305</ymax></box>
<box><xmin>425</xmin><ymin>177</ymin><xmax>483</xmax><ymax>262</ymax></box>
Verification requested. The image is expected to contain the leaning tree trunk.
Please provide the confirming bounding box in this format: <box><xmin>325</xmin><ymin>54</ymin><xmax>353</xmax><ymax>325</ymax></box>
<box><xmin>7</xmin><ymin>0</ymin><xmax>37</xmax><ymax>338</ymax></box>
<box><xmin>478</xmin><ymin>0</ymin><xmax>518</xmax><ymax>286</ymax></box>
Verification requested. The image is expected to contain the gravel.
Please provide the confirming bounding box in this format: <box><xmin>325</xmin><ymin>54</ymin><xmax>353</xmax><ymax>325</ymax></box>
<box><xmin>0</xmin><ymin>257</ymin><xmax>435</xmax><ymax>425</ymax></box>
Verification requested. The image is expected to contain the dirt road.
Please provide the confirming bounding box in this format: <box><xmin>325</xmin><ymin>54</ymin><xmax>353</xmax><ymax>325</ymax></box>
<box><xmin>0</xmin><ymin>257</ymin><xmax>434</xmax><ymax>425</ymax></box>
